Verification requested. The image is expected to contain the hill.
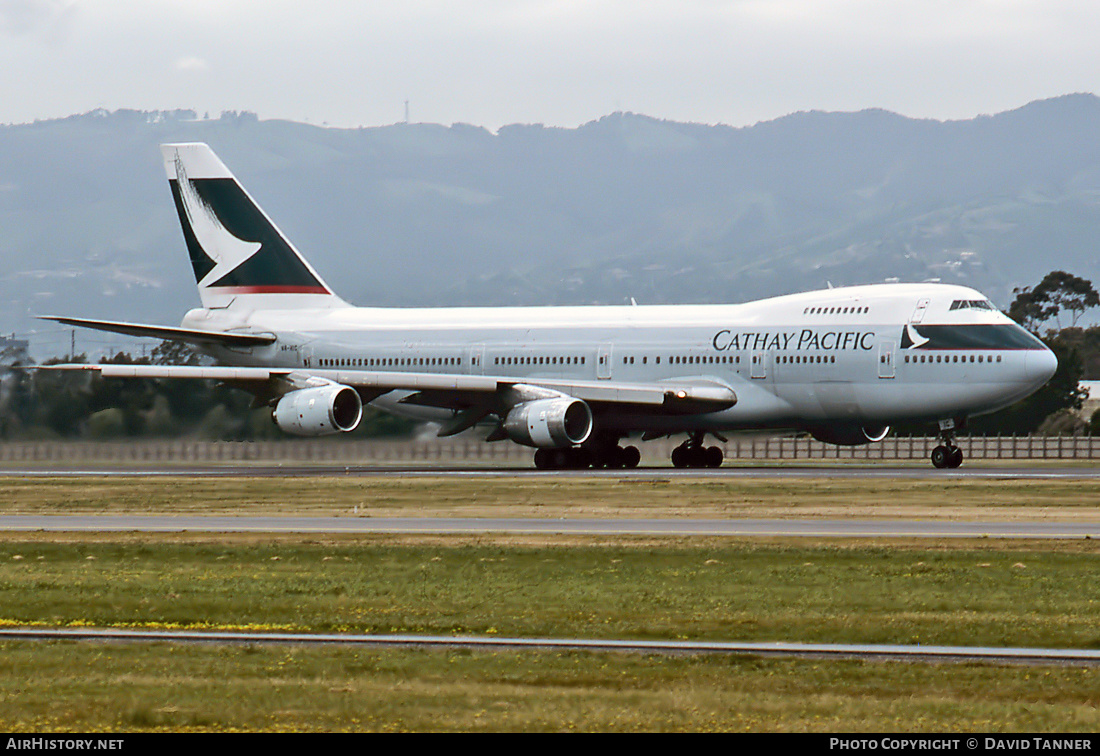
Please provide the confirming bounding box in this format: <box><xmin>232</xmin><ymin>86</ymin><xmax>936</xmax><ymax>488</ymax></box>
<box><xmin>2</xmin><ymin>97</ymin><xmax>1099</xmax><ymax>355</ymax></box>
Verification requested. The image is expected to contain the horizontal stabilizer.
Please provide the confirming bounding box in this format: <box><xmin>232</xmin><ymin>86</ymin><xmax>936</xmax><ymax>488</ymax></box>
<box><xmin>39</xmin><ymin>316</ymin><xmax>276</xmax><ymax>348</ymax></box>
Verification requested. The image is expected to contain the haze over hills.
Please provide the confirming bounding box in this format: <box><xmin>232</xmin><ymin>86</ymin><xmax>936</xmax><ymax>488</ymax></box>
<box><xmin>2</xmin><ymin>95</ymin><xmax>1099</xmax><ymax>357</ymax></box>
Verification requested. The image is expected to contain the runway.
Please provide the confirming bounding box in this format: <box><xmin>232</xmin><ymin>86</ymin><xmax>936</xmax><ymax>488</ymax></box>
<box><xmin>1</xmin><ymin>514</ymin><xmax>1097</xmax><ymax>539</ymax></box>
<box><xmin>2</xmin><ymin>462</ymin><xmax>1098</xmax><ymax>538</ymax></box>
<box><xmin>2</xmin><ymin>463</ymin><xmax>1100</xmax><ymax>479</ymax></box>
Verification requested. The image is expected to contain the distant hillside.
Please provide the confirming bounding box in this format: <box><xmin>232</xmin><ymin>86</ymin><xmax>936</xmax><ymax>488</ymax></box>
<box><xmin>2</xmin><ymin>97</ymin><xmax>1099</xmax><ymax>355</ymax></box>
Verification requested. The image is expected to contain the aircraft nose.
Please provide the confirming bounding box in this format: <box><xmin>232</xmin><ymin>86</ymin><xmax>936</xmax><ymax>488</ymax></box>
<box><xmin>1025</xmin><ymin>348</ymin><xmax>1058</xmax><ymax>386</ymax></box>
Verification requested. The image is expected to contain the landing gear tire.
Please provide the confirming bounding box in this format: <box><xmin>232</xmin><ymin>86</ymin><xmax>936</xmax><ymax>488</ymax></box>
<box><xmin>931</xmin><ymin>418</ymin><xmax>966</xmax><ymax>470</ymax></box>
<box><xmin>948</xmin><ymin>446</ymin><xmax>963</xmax><ymax>469</ymax></box>
<box><xmin>671</xmin><ymin>436</ymin><xmax>724</xmax><ymax>469</ymax></box>
<box><xmin>534</xmin><ymin>448</ymin><xmax>552</xmax><ymax>469</ymax></box>
<box><xmin>535</xmin><ymin>443</ymin><xmax>639</xmax><ymax>470</ymax></box>
<box><xmin>704</xmin><ymin>446</ymin><xmax>724</xmax><ymax>468</ymax></box>
<box><xmin>931</xmin><ymin>445</ymin><xmax>964</xmax><ymax>469</ymax></box>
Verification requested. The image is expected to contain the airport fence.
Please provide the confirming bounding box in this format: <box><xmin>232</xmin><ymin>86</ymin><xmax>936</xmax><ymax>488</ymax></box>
<box><xmin>0</xmin><ymin>436</ymin><xmax>1097</xmax><ymax>464</ymax></box>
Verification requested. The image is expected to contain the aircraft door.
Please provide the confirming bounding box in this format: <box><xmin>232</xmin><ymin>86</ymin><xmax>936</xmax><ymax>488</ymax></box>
<box><xmin>750</xmin><ymin>350</ymin><xmax>767</xmax><ymax>379</ymax></box>
<box><xmin>468</xmin><ymin>345</ymin><xmax>486</xmax><ymax>375</ymax></box>
<box><xmin>878</xmin><ymin>340</ymin><xmax>896</xmax><ymax>379</ymax></box>
<box><xmin>597</xmin><ymin>345</ymin><xmax>613</xmax><ymax>379</ymax></box>
<box><xmin>910</xmin><ymin>298</ymin><xmax>930</xmax><ymax>323</ymax></box>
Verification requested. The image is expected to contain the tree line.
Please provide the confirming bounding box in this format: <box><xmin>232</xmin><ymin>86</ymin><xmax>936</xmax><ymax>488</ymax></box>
<box><xmin>0</xmin><ymin>341</ymin><xmax>415</xmax><ymax>441</ymax></box>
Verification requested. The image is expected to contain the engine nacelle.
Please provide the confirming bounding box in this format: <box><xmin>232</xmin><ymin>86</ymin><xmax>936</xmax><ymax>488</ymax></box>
<box><xmin>809</xmin><ymin>424</ymin><xmax>890</xmax><ymax>446</ymax></box>
<box><xmin>272</xmin><ymin>384</ymin><xmax>363</xmax><ymax>437</ymax></box>
<box><xmin>503</xmin><ymin>397</ymin><xmax>593</xmax><ymax>448</ymax></box>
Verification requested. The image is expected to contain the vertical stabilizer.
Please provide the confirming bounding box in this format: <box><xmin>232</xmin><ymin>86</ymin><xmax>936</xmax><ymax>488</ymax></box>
<box><xmin>162</xmin><ymin>143</ymin><xmax>348</xmax><ymax>310</ymax></box>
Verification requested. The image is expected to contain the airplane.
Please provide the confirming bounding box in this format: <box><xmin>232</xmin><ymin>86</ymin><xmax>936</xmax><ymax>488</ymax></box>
<box><xmin>41</xmin><ymin>143</ymin><xmax>1058</xmax><ymax>470</ymax></box>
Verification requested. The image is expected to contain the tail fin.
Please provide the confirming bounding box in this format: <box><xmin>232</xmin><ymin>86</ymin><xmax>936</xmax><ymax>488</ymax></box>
<box><xmin>162</xmin><ymin>143</ymin><xmax>347</xmax><ymax>310</ymax></box>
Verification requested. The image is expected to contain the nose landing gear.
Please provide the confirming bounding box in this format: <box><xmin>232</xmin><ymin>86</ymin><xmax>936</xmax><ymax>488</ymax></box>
<box><xmin>931</xmin><ymin>419</ymin><xmax>964</xmax><ymax>469</ymax></box>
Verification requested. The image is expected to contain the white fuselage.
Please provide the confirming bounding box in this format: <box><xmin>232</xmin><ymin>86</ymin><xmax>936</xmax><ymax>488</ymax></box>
<box><xmin>185</xmin><ymin>281</ymin><xmax>1057</xmax><ymax>435</ymax></box>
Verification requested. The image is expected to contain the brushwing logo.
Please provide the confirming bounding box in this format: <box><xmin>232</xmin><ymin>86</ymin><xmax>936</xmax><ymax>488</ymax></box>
<box><xmin>174</xmin><ymin>153</ymin><xmax>262</xmax><ymax>289</ymax></box>
<box><xmin>900</xmin><ymin>323</ymin><xmax>930</xmax><ymax>349</ymax></box>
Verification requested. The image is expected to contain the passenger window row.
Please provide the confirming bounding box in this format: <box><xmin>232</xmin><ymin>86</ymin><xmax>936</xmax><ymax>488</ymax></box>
<box><xmin>804</xmin><ymin>306</ymin><xmax>870</xmax><ymax>315</ymax></box>
<box><xmin>777</xmin><ymin>355</ymin><xmax>836</xmax><ymax>364</ymax></box>
<box><xmin>904</xmin><ymin>353</ymin><xmax>1002</xmax><ymax>364</ymax></box>
<box><xmin>320</xmin><ymin>356</ymin><xmax>463</xmax><ymax>368</ymax></box>
<box><xmin>494</xmin><ymin>356</ymin><xmax>585</xmax><ymax>366</ymax></box>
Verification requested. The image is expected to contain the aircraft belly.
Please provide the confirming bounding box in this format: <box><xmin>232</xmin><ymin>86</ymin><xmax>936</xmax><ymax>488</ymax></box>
<box><xmin>849</xmin><ymin>381</ymin><xmax>1023</xmax><ymax>422</ymax></box>
<box><xmin>804</xmin><ymin>382</ymin><xmax>861</xmax><ymax>422</ymax></box>
<box><xmin>768</xmin><ymin>377</ymin><xmax>1030</xmax><ymax>425</ymax></box>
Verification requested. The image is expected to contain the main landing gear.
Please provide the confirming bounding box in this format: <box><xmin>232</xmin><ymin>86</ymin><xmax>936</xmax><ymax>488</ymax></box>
<box><xmin>931</xmin><ymin>419</ymin><xmax>964</xmax><ymax>469</ymax></box>
<box><xmin>671</xmin><ymin>432</ymin><xmax>724</xmax><ymax>469</ymax></box>
<box><xmin>531</xmin><ymin>432</ymin><xmax>726</xmax><ymax>470</ymax></box>
<box><xmin>532</xmin><ymin>440</ymin><xmax>641</xmax><ymax>470</ymax></box>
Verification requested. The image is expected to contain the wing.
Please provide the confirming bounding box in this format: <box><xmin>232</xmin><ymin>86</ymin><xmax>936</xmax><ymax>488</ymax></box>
<box><xmin>36</xmin><ymin>363</ymin><xmax>737</xmax><ymax>435</ymax></box>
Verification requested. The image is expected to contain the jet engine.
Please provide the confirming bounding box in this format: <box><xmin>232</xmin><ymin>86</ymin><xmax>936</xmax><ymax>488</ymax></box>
<box><xmin>272</xmin><ymin>384</ymin><xmax>363</xmax><ymax>437</ymax></box>
<box><xmin>809</xmin><ymin>424</ymin><xmax>890</xmax><ymax>446</ymax></box>
<box><xmin>503</xmin><ymin>397</ymin><xmax>593</xmax><ymax>448</ymax></box>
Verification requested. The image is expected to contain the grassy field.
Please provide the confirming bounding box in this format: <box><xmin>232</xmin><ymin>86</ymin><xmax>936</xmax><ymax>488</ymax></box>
<box><xmin>0</xmin><ymin>475</ymin><xmax>1099</xmax><ymax>731</ymax></box>
<box><xmin>1</xmin><ymin>534</ymin><xmax>1099</xmax><ymax>647</ymax></box>
<box><xmin>1</xmin><ymin>530</ymin><xmax>1099</xmax><ymax>731</ymax></box>
<box><xmin>1</xmin><ymin>475</ymin><xmax>1100</xmax><ymax>520</ymax></box>
<box><xmin>3</xmin><ymin>641</ymin><xmax>1099</xmax><ymax>732</ymax></box>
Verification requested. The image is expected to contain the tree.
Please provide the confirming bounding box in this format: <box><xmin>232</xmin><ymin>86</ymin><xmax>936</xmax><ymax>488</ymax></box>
<box><xmin>1008</xmin><ymin>271</ymin><xmax>1100</xmax><ymax>331</ymax></box>
<box><xmin>32</xmin><ymin>354</ymin><xmax>92</xmax><ymax>437</ymax></box>
<box><xmin>1007</xmin><ymin>285</ymin><xmax>1058</xmax><ymax>332</ymax></box>
<box><xmin>151</xmin><ymin>340</ymin><xmax>204</xmax><ymax>367</ymax></box>
<box><xmin>1043</xmin><ymin>271</ymin><xmax>1100</xmax><ymax>328</ymax></box>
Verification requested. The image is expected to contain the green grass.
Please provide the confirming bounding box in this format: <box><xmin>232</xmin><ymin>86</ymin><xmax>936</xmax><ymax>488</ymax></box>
<box><xmin>0</xmin><ymin>474</ymin><xmax>1098</xmax><ymax>731</ymax></box>
<box><xmin>2</xmin><ymin>637</ymin><xmax>1099</xmax><ymax>732</ymax></box>
<box><xmin>1</xmin><ymin>535</ymin><xmax>1098</xmax><ymax>648</ymax></box>
<box><xmin>1</xmin><ymin>534</ymin><xmax>1098</xmax><ymax>731</ymax></box>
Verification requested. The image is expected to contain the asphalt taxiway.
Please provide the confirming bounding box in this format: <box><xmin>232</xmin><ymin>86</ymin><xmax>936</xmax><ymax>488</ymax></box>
<box><xmin>1</xmin><ymin>463</ymin><xmax>1100</xmax><ymax>479</ymax></box>
<box><xmin>0</xmin><ymin>514</ymin><xmax>1096</xmax><ymax>539</ymax></box>
<box><xmin>3</xmin><ymin>627</ymin><xmax>1097</xmax><ymax>666</ymax></box>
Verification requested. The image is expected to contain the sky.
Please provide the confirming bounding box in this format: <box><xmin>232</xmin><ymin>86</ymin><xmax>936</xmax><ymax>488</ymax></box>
<box><xmin>1</xmin><ymin>1</ymin><xmax>1099</xmax><ymax>129</ymax></box>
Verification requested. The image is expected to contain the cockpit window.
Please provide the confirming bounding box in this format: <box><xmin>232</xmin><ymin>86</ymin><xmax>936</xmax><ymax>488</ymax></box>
<box><xmin>949</xmin><ymin>299</ymin><xmax>997</xmax><ymax>311</ymax></box>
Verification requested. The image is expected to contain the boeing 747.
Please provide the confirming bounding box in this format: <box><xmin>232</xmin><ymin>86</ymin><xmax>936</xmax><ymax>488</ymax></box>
<box><xmin>43</xmin><ymin>143</ymin><xmax>1058</xmax><ymax>469</ymax></box>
